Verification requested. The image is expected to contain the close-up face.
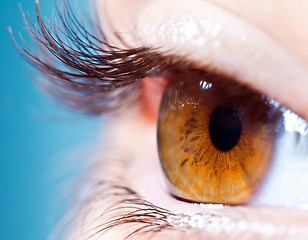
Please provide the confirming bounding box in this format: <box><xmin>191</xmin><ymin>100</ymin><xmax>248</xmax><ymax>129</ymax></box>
<box><xmin>14</xmin><ymin>0</ymin><xmax>308</xmax><ymax>239</ymax></box>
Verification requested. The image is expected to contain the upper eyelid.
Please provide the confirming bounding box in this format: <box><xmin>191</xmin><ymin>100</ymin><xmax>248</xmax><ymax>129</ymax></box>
<box><xmin>15</xmin><ymin>0</ymin><xmax>308</xmax><ymax>121</ymax></box>
<box><xmin>98</xmin><ymin>0</ymin><xmax>308</xmax><ymax>120</ymax></box>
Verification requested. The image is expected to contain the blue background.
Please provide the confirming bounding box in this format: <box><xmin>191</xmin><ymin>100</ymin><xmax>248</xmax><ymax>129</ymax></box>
<box><xmin>0</xmin><ymin>1</ymin><xmax>100</xmax><ymax>239</ymax></box>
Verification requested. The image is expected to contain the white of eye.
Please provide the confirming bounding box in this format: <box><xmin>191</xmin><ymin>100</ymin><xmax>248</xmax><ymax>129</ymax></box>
<box><xmin>250</xmin><ymin>110</ymin><xmax>308</xmax><ymax>209</ymax></box>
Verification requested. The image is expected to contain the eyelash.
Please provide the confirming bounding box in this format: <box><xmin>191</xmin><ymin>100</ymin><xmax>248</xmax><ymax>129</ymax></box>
<box><xmin>11</xmin><ymin>0</ymin><xmax>173</xmax><ymax>114</ymax></box>
<box><xmin>79</xmin><ymin>182</ymin><xmax>175</xmax><ymax>239</ymax></box>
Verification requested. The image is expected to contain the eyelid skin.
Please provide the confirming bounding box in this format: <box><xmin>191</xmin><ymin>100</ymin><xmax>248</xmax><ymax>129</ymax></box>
<box><xmin>97</xmin><ymin>0</ymin><xmax>308</xmax><ymax>120</ymax></box>
<box><xmin>207</xmin><ymin>0</ymin><xmax>308</xmax><ymax>68</ymax></box>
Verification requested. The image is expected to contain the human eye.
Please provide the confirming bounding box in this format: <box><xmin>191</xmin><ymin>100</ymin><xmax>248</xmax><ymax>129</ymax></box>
<box><xmin>13</xmin><ymin>0</ymin><xmax>308</xmax><ymax>239</ymax></box>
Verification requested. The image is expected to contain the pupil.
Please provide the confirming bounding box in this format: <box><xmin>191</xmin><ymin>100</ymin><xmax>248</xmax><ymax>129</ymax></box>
<box><xmin>209</xmin><ymin>105</ymin><xmax>242</xmax><ymax>151</ymax></box>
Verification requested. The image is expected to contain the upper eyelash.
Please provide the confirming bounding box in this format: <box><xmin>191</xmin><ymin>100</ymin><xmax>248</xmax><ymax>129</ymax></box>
<box><xmin>10</xmin><ymin>0</ymin><xmax>170</xmax><ymax>114</ymax></box>
<box><xmin>10</xmin><ymin>0</ymin><xmax>246</xmax><ymax>115</ymax></box>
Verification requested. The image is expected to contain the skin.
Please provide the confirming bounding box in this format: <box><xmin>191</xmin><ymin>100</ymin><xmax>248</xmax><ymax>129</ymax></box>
<box><xmin>69</xmin><ymin>0</ymin><xmax>308</xmax><ymax>239</ymax></box>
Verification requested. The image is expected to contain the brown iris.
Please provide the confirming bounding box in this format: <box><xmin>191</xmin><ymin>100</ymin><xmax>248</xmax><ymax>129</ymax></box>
<box><xmin>157</xmin><ymin>72</ymin><xmax>281</xmax><ymax>204</ymax></box>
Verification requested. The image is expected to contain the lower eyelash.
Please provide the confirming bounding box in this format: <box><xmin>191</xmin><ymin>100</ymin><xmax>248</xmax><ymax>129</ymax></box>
<box><xmin>66</xmin><ymin>165</ymin><xmax>233</xmax><ymax>240</ymax></box>
<box><xmin>83</xmin><ymin>183</ymin><xmax>174</xmax><ymax>239</ymax></box>
<box><xmin>10</xmin><ymin>0</ymin><xmax>169</xmax><ymax>114</ymax></box>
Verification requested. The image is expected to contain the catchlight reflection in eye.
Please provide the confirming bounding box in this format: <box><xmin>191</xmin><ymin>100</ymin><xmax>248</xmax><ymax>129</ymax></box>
<box><xmin>157</xmin><ymin>72</ymin><xmax>283</xmax><ymax>205</ymax></box>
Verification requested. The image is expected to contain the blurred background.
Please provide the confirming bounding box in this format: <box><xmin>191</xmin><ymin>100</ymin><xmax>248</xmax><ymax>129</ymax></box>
<box><xmin>0</xmin><ymin>0</ymin><xmax>101</xmax><ymax>239</ymax></box>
